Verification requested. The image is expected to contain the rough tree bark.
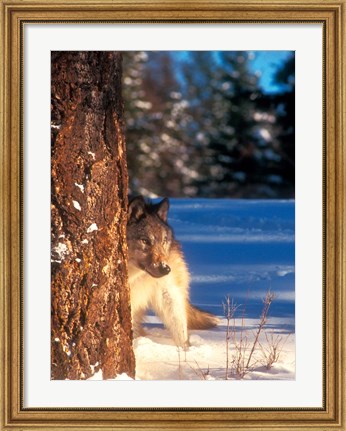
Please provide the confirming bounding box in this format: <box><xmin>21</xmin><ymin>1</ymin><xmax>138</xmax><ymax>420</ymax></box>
<box><xmin>51</xmin><ymin>52</ymin><xmax>135</xmax><ymax>380</ymax></box>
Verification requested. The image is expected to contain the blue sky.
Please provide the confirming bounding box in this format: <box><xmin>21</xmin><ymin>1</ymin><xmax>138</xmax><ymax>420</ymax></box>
<box><xmin>250</xmin><ymin>51</ymin><xmax>293</xmax><ymax>93</ymax></box>
<box><xmin>170</xmin><ymin>50</ymin><xmax>293</xmax><ymax>94</ymax></box>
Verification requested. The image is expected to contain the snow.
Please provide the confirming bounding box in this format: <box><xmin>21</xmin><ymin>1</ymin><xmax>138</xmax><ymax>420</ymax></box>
<box><xmin>87</xmin><ymin>371</ymin><xmax>133</xmax><ymax>381</ymax></box>
<box><xmin>134</xmin><ymin>199</ymin><xmax>295</xmax><ymax>381</ymax></box>
<box><xmin>258</xmin><ymin>128</ymin><xmax>271</xmax><ymax>141</ymax></box>
<box><xmin>75</xmin><ymin>182</ymin><xmax>85</xmax><ymax>193</ymax></box>
<box><xmin>73</xmin><ymin>200</ymin><xmax>81</xmax><ymax>211</ymax></box>
<box><xmin>87</xmin><ymin>223</ymin><xmax>98</xmax><ymax>233</ymax></box>
<box><xmin>51</xmin><ymin>123</ymin><xmax>61</xmax><ymax>130</ymax></box>
<box><xmin>168</xmin><ymin>199</ymin><xmax>295</xmax><ymax>319</ymax></box>
<box><xmin>134</xmin><ymin>316</ymin><xmax>294</xmax><ymax>381</ymax></box>
<box><xmin>134</xmin><ymin>100</ymin><xmax>152</xmax><ymax>109</ymax></box>
<box><xmin>51</xmin><ymin>242</ymin><xmax>69</xmax><ymax>262</ymax></box>
<box><xmin>91</xmin><ymin>198</ymin><xmax>295</xmax><ymax>381</ymax></box>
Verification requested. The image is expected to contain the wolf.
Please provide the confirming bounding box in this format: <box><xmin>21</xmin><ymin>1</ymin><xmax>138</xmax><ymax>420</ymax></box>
<box><xmin>126</xmin><ymin>195</ymin><xmax>219</xmax><ymax>349</ymax></box>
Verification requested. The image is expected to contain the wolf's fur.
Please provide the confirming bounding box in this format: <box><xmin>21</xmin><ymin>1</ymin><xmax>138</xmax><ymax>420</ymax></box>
<box><xmin>127</xmin><ymin>196</ymin><xmax>219</xmax><ymax>349</ymax></box>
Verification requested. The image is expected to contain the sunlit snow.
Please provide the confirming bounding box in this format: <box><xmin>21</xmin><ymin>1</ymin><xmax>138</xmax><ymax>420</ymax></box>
<box><xmin>93</xmin><ymin>199</ymin><xmax>295</xmax><ymax>381</ymax></box>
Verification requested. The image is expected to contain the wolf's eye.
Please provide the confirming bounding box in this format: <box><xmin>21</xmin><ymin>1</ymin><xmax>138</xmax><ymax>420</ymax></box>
<box><xmin>141</xmin><ymin>238</ymin><xmax>151</xmax><ymax>246</ymax></box>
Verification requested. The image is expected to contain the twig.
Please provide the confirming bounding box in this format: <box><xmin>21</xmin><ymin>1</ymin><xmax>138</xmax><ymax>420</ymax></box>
<box><xmin>258</xmin><ymin>331</ymin><xmax>291</xmax><ymax>369</ymax></box>
<box><xmin>245</xmin><ymin>291</ymin><xmax>275</xmax><ymax>369</ymax></box>
<box><xmin>177</xmin><ymin>347</ymin><xmax>182</xmax><ymax>380</ymax></box>
<box><xmin>223</xmin><ymin>296</ymin><xmax>239</xmax><ymax>380</ymax></box>
<box><xmin>187</xmin><ymin>360</ymin><xmax>209</xmax><ymax>380</ymax></box>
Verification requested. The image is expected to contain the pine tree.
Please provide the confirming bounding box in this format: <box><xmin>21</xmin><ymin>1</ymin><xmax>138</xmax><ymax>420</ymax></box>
<box><xmin>181</xmin><ymin>52</ymin><xmax>224</xmax><ymax>194</ymax></box>
<box><xmin>122</xmin><ymin>51</ymin><xmax>154</xmax><ymax>196</ymax></box>
<box><xmin>271</xmin><ymin>53</ymin><xmax>295</xmax><ymax>196</ymax></box>
<box><xmin>203</xmin><ymin>52</ymin><xmax>264</xmax><ymax>196</ymax></box>
<box><xmin>184</xmin><ymin>51</ymin><xmax>287</xmax><ymax>198</ymax></box>
<box><xmin>123</xmin><ymin>51</ymin><xmax>294</xmax><ymax>199</ymax></box>
<box><xmin>123</xmin><ymin>52</ymin><xmax>197</xmax><ymax>197</ymax></box>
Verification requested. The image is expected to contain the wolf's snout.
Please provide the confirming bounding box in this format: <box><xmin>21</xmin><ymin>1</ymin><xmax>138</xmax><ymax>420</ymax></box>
<box><xmin>147</xmin><ymin>261</ymin><xmax>171</xmax><ymax>278</ymax></box>
<box><xmin>158</xmin><ymin>262</ymin><xmax>171</xmax><ymax>276</ymax></box>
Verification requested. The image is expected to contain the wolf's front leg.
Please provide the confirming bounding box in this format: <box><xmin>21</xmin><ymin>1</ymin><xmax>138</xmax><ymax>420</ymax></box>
<box><xmin>132</xmin><ymin>309</ymin><xmax>148</xmax><ymax>338</ymax></box>
<box><xmin>154</xmin><ymin>287</ymin><xmax>190</xmax><ymax>350</ymax></box>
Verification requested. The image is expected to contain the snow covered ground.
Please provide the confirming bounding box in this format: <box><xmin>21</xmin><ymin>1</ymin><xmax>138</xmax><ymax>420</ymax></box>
<box><xmin>134</xmin><ymin>199</ymin><xmax>295</xmax><ymax>381</ymax></box>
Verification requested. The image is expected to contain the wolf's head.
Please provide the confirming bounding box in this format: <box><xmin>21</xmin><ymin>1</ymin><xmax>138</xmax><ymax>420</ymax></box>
<box><xmin>127</xmin><ymin>196</ymin><xmax>173</xmax><ymax>278</ymax></box>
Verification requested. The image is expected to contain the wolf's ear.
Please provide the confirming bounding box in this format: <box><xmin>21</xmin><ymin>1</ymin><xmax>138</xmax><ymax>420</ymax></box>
<box><xmin>128</xmin><ymin>196</ymin><xmax>145</xmax><ymax>222</ymax></box>
<box><xmin>156</xmin><ymin>198</ymin><xmax>169</xmax><ymax>223</ymax></box>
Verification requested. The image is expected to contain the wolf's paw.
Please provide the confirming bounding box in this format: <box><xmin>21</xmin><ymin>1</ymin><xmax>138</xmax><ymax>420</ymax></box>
<box><xmin>181</xmin><ymin>338</ymin><xmax>191</xmax><ymax>351</ymax></box>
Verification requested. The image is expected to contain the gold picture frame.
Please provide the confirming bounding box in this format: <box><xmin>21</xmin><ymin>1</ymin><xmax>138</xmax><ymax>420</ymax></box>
<box><xmin>1</xmin><ymin>0</ymin><xmax>345</xmax><ymax>430</ymax></box>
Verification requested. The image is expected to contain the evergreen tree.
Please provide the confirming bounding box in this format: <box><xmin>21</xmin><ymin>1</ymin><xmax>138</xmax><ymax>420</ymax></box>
<box><xmin>181</xmin><ymin>52</ymin><xmax>224</xmax><ymax>193</ymax></box>
<box><xmin>123</xmin><ymin>51</ymin><xmax>295</xmax><ymax>199</ymax></box>
<box><xmin>207</xmin><ymin>51</ymin><xmax>263</xmax><ymax>196</ymax></box>
<box><xmin>123</xmin><ymin>52</ymin><xmax>197</xmax><ymax>197</ymax></box>
<box><xmin>271</xmin><ymin>53</ymin><xmax>295</xmax><ymax>196</ymax></box>
<box><xmin>186</xmin><ymin>51</ymin><xmax>283</xmax><ymax>197</ymax></box>
<box><xmin>122</xmin><ymin>51</ymin><xmax>154</xmax><ymax>195</ymax></box>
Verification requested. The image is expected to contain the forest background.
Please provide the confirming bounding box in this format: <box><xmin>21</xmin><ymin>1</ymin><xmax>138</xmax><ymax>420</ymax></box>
<box><xmin>123</xmin><ymin>50</ymin><xmax>295</xmax><ymax>199</ymax></box>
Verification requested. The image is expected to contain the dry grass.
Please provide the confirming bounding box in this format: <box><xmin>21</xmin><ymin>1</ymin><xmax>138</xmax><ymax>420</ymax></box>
<box><xmin>224</xmin><ymin>290</ymin><xmax>276</xmax><ymax>379</ymax></box>
<box><xmin>258</xmin><ymin>331</ymin><xmax>291</xmax><ymax>370</ymax></box>
<box><xmin>231</xmin><ymin>316</ymin><xmax>251</xmax><ymax>379</ymax></box>
<box><xmin>223</xmin><ymin>296</ymin><xmax>239</xmax><ymax>379</ymax></box>
<box><xmin>245</xmin><ymin>291</ymin><xmax>275</xmax><ymax>369</ymax></box>
<box><xmin>187</xmin><ymin>360</ymin><xmax>210</xmax><ymax>380</ymax></box>
<box><xmin>177</xmin><ymin>290</ymin><xmax>286</xmax><ymax>380</ymax></box>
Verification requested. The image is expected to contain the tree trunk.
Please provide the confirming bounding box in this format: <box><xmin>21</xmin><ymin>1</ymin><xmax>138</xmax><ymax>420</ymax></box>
<box><xmin>51</xmin><ymin>52</ymin><xmax>135</xmax><ymax>380</ymax></box>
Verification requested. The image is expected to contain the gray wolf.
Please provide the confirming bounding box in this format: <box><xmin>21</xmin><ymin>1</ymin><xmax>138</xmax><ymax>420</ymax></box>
<box><xmin>127</xmin><ymin>196</ymin><xmax>219</xmax><ymax>349</ymax></box>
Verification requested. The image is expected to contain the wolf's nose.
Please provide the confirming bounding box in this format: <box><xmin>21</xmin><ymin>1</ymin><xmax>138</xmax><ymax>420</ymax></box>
<box><xmin>159</xmin><ymin>262</ymin><xmax>171</xmax><ymax>276</ymax></box>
